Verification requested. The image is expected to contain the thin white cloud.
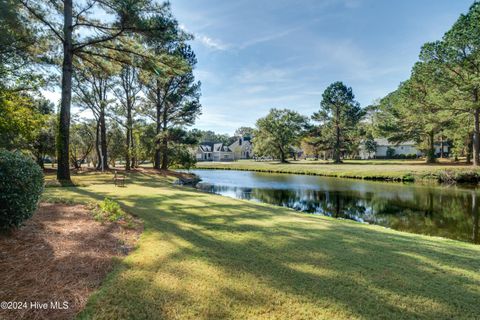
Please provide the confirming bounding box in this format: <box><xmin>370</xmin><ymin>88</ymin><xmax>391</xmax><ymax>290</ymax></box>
<box><xmin>197</xmin><ymin>34</ymin><xmax>229</xmax><ymax>51</ymax></box>
<box><xmin>238</xmin><ymin>27</ymin><xmax>299</xmax><ymax>49</ymax></box>
<box><xmin>235</xmin><ymin>67</ymin><xmax>290</xmax><ymax>84</ymax></box>
<box><xmin>244</xmin><ymin>85</ymin><xmax>268</xmax><ymax>94</ymax></box>
<box><xmin>180</xmin><ymin>24</ymin><xmax>229</xmax><ymax>51</ymax></box>
<box><xmin>312</xmin><ymin>39</ymin><xmax>402</xmax><ymax>82</ymax></box>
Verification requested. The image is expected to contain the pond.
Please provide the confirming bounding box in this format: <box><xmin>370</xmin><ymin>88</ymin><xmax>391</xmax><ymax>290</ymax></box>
<box><xmin>183</xmin><ymin>169</ymin><xmax>480</xmax><ymax>244</ymax></box>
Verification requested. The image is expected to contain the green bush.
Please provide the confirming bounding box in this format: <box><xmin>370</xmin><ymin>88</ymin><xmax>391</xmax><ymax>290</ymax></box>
<box><xmin>0</xmin><ymin>149</ymin><xmax>44</xmax><ymax>230</ymax></box>
<box><xmin>386</xmin><ymin>147</ymin><xmax>396</xmax><ymax>159</ymax></box>
<box><xmin>91</xmin><ymin>198</ymin><xmax>135</xmax><ymax>227</ymax></box>
<box><xmin>97</xmin><ymin>198</ymin><xmax>124</xmax><ymax>222</ymax></box>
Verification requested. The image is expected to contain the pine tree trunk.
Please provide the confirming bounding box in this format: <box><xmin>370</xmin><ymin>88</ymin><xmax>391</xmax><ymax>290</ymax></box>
<box><xmin>95</xmin><ymin>119</ymin><xmax>101</xmax><ymax>168</ymax></box>
<box><xmin>160</xmin><ymin>107</ymin><xmax>168</xmax><ymax>170</ymax></box>
<box><xmin>125</xmin><ymin>105</ymin><xmax>132</xmax><ymax>171</ymax></box>
<box><xmin>426</xmin><ymin>131</ymin><xmax>436</xmax><ymax>164</ymax></box>
<box><xmin>130</xmin><ymin>132</ymin><xmax>136</xmax><ymax>168</ymax></box>
<box><xmin>161</xmin><ymin>136</ymin><xmax>168</xmax><ymax>170</ymax></box>
<box><xmin>334</xmin><ymin>107</ymin><xmax>342</xmax><ymax>164</ymax></box>
<box><xmin>125</xmin><ymin>127</ymin><xmax>131</xmax><ymax>170</ymax></box>
<box><xmin>99</xmin><ymin>110</ymin><xmax>109</xmax><ymax>170</ymax></box>
<box><xmin>56</xmin><ymin>0</ymin><xmax>73</xmax><ymax>182</ymax></box>
<box><xmin>440</xmin><ymin>136</ymin><xmax>444</xmax><ymax>158</ymax></box>
<box><xmin>154</xmin><ymin>86</ymin><xmax>161</xmax><ymax>170</ymax></box>
<box><xmin>334</xmin><ymin>125</ymin><xmax>341</xmax><ymax>164</ymax></box>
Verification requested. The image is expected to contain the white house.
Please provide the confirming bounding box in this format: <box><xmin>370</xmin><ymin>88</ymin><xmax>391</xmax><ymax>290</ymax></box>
<box><xmin>196</xmin><ymin>143</ymin><xmax>235</xmax><ymax>161</ymax></box>
<box><xmin>359</xmin><ymin>139</ymin><xmax>449</xmax><ymax>159</ymax></box>
<box><xmin>229</xmin><ymin>136</ymin><xmax>253</xmax><ymax>160</ymax></box>
<box><xmin>196</xmin><ymin>137</ymin><xmax>254</xmax><ymax>162</ymax></box>
<box><xmin>196</xmin><ymin>143</ymin><xmax>214</xmax><ymax>161</ymax></box>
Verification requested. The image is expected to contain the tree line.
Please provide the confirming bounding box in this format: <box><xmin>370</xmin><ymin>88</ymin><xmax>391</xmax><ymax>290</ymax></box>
<box><xmin>253</xmin><ymin>2</ymin><xmax>480</xmax><ymax>165</ymax></box>
<box><xmin>251</xmin><ymin>81</ymin><xmax>363</xmax><ymax>163</ymax></box>
<box><xmin>3</xmin><ymin>1</ymin><xmax>480</xmax><ymax>170</ymax></box>
<box><xmin>371</xmin><ymin>1</ymin><xmax>480</xmax><ymax>165</ymax></box>
<box><xmin>0</xmin><ymin>0</ymin><xmax>202</xmax><ymax>181</ymax></box>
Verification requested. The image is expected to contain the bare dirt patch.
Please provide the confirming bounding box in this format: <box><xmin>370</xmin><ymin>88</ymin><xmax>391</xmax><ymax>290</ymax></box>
<box><xmin>0</xmin><ymin>203</ymin><xmax>142</xmax><ymax>320</ymax></box>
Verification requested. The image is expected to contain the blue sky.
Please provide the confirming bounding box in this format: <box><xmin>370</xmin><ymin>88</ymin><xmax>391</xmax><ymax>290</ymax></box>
<box><xmin>170</xmin><ymin>0</ymin><xmax>472</xmax><ymax>135</ymax></box>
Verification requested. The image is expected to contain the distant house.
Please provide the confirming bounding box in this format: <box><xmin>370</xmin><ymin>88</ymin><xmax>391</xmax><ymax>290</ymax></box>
<box><xmin>196</xmin><ymin>136</ymin><xmax>254</xmax><ymax>162</ymax></box>
<box><xmin>229</xmin><ymin>136</ymin><xmax>253</xmax><ymax>160</ymax></box>
<box><xmin>196</xmin><ymin>143</ymin><xmax>234</xmax><ymax>161</ymax></box>
<box><xmin>196</xmin><ymin>143</ymin><xmax>214</xmax><ymax>161</ymax></box>
<box><xmin>359</xmin><ymin>139</ymin><xmax>449</xmax><ymax>159</ymax></box>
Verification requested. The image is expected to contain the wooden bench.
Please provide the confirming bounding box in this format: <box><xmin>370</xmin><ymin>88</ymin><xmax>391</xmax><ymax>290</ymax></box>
<box><xmin>113</xmin><ymin>171</ymin><xmax>126</xmax><ymax>187</ymax></box>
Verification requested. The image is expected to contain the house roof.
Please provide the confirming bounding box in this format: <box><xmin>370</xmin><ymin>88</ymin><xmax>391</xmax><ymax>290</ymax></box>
<box><xmin>198</xmin><ymin>142</ymin><xmax>214</xmax><ymax>152</ymax></box>
<box><xmin>213</xmin><ymin>143</ymin><xmax>232</xmax><ymax>152</ymax></box>
<box><xmin>198</xmin><ymin>142</ymin><xmax>232</xmax><ymax>153</ymax></box>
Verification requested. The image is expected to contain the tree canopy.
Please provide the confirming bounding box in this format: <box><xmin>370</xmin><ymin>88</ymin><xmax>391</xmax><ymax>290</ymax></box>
<box><xmin>254</xmin><ymin>108</ymin><xmax>308</xmax><ymax>163</ymax></box>
<box><xmin>313</xmin><ymin>82</ymin><xmax>363</xmax><ymax>163</ymax></box>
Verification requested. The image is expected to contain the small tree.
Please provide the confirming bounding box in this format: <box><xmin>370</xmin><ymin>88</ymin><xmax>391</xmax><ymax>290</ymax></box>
<box><xmin>386</xmin><ymin>147</ymin><xmax>396</xmax><ymax>159</ymax></box>
<box><xmin>364</xmin><ymin>135</ymin><xmax>378</xmax><ymax>159</ymax></box>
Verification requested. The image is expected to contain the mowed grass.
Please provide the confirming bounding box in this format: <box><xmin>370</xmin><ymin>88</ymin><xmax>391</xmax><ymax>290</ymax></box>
<box><xmin>194</xmin><ymin>159</ymin><xmax>479</xmax><ymax>182</ymax></box>
<box><xmin>42</xmin><ymin>172</ymin><xmax>480</xmax><ymax>319</ymax></box>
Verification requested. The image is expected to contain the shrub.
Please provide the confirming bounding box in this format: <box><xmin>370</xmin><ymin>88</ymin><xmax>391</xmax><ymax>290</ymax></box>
<box><xmin>386</xmin><ymin>147</ymin><xmax>396</xmax><ymax>159</ymax></box>
<box><xmin>0</xmin><ymin>149</ymin><xmax>44</xmax><ymax>230</ymax></box>
<box><xmin>91</xmin><ymin>198</ymin><xmax>135</xmax><ymax>227</ymax></box>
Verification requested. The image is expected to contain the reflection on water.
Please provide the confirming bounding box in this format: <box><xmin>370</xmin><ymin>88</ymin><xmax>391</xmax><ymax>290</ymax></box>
<box><xmin>186</xmin><ymin>170</ymin><xmax>480</xmax><ymax>244</ymax></box>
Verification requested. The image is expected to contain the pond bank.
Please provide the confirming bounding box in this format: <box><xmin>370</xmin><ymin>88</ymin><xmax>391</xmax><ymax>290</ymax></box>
<box><xmin>186</xmin><ymin>169</ymin><xmax>480</xmax><ymax>244</ymax></box>
<box><xmin>194</xmin><ymin>160</ymin><xmax>480</xmax><ymax>184</ymax></box>
<box><xmin>41</xmin><ymin>172</ymin><xmax>480</xmax><ymax>319</ymax></box>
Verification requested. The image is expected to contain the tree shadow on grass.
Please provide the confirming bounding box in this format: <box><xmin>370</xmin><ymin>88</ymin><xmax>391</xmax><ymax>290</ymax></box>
<box><xmin>46</xmin><ymin>175</ymin><xmax>480</xmax><ymax>319</ymax></box>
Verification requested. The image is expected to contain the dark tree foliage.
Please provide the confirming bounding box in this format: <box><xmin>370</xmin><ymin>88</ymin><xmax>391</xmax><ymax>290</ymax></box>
<box><xmin>17</xmin><ymin>0</ymin><xmax>185</xmax><ymax>181</ymax></box>
<box><xmin>418</xmin><ymin>2</ymin><xmax>480</xmax><ymax>165</ymax></box>
<box><xmin>0</xmin><ymin>0</ymin><xmax>40</xmax><ymax>91</ymax></box>
<box><xmin>192</xmin><ymin>129</ymin><xmax>232</xmax><ymax>145</ymax></box>
<box><xmin>313</xmin><ymin>82</ymin><xmax>363</xmax><ymax>163</ymax></box>
<box><xmin>234</xmin><ymin>127</ymin><xmax>255</xmax><ymax>138</ymax></box>
<box><xmin>254</xmin><ymin>108</ymin><xmax>309</xmax><ymax>163</ymax></box>
<box><xmin>144</xmin><ymin>44</ymin><xmax>202</xmax><ymax>170</ymax></box>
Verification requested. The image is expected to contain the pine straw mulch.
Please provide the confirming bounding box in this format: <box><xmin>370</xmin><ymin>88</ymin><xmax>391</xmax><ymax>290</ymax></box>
<box><xmin>0</xmin><ymin>203</ymin><xmax>143</xmax><ymax>320</ymax></box>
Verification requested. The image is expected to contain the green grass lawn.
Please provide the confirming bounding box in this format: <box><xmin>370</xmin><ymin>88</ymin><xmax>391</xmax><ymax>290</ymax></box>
<box><xmin>194</xmin><ymin>159</ymin><xmax>480</xmax><ymax>182</ymax></box>
<box><xmin>43</xmin><ymin>172</ymin><xmax>480</xmax><ymax>319</ymax></box>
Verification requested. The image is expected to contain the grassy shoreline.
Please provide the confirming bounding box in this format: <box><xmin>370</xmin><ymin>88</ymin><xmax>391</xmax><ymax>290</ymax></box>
<box><xmin>40</xmin><ymin>171</ymin><xmax>480</xmax><ymax>319</ymax></box>
<box><xmin>193</xmin><ymin>159</ymin><xmax>480</xmax><ymax>183</ymax></box>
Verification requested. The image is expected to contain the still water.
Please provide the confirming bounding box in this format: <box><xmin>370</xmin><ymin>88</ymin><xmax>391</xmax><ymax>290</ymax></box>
<box><xmin>185</xmin><ymin>169</ymin><xmax>480</xmax><ymax>244</ymax></box>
